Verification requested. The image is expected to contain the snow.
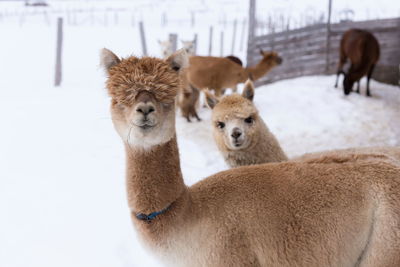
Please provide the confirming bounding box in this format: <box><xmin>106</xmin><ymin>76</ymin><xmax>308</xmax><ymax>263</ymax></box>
<box><xmin>1</xmin><ymin>1</ymin><xmax>400</xmax><ymax>267</ymax></box>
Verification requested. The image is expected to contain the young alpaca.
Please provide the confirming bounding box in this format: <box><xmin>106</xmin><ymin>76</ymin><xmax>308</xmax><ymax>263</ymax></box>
<box><xmin>101</xmin><ymin>48</ymin><xmax>400</xmax><ymax>267</ymax></box>
<box><xmin>206</xmin><ymin>79</ymin><xmax>287</xmax><ymax>167</ymax></box>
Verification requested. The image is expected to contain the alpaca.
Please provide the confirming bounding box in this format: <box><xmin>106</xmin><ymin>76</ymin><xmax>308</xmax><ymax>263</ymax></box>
<box><xmin>177</xmin><ymin>54</ymin><xmax>245</xmax><ymax>122</ymax></box>
<box><xmin>181</xmin><ymin>39</ymin><xmax>196</xmax><ymax>56</ymax></box>
<box><xmin>334</xmin><ymin>29</ymin><xmax>380</xmax><ymax>96</ymax></box>
<box><xmin>187</xmin><ymin>50</ymin><xmax>282</xmax><ymax>97</ymax></box>
<box><xmin>101</xmin><ymin>48</ymin><xmax>400</xmax><ymax>267</ymax></box>
<box><xmin>158</xmin><ymin>39</ymin><xmax>173</xmax><ymax>58</ymax></box>
<box><xmin>177</xmin><ymin>69</ymin><xmax>201</xmax><ymax>122</ymax></box>
<box><xmin>206</xmin><ymin>79</ymin><xmax>287</xmax><ymax>167</ymax></box>
<box><xmin>206</xmin><ymin>80</ymin><xmax>399</xmax><ymax>167</ymax></box>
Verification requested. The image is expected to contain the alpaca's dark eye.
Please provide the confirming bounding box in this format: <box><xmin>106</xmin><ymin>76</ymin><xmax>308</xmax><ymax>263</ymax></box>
<box><xmin>216</xmin><ymin>121</ymin><xmax>225</xmax><ymax>129</ymax></box>
<box><xmin>244</xmin><ymin>116</ymin><xmax>254</xmax><ymax>124</ymax></box>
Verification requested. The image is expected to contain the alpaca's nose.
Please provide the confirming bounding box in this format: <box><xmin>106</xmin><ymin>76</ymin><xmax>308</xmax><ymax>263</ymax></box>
<box><xmin>231</xmin><ymin>128</ymin><xmax>242</xmax><ymax>139</ymax></box>
<box><xmin>136</xmin><ymin>104</ymin><xmax>155</xmax><ymax>116</ymax></box>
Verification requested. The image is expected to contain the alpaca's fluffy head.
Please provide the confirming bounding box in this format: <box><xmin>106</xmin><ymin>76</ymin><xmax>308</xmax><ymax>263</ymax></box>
<box><xmin>206</xmin><ymin>79</ymin><xmax>261</xmax><ymax>151</ymax></box>
<box><xmin>259</xmin><ymin>50</ymin><xmax>282</xmax><ymax>66</ymax></box>
<box><xmin>101</xmin><ymin>48</ymin><xmax>188</xmax><ymax>149</ymax></box>
<box><xmin>181</xmin><ymin>39</ymin><xmax>196</xmax><ymax>56</ymax></box>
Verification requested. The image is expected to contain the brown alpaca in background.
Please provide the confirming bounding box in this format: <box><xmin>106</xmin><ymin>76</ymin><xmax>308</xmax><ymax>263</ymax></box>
<box><xmin>177</xmin><ymin>55</ymin><xmax>245</xmax><ymax>122</ymax></box>
<box><xmin>206</xmin><ymin>79</ymin><xmax>287</xmax><ymax>167</ymax></box>
<box><xmin>334</xmin><ymin>28</ymin><xmax>380</xmax><ymax>96</ymax></box>
<box><xmin>187</xmin><ymin>50</ymin><xmax>282</xmax><ymax>97</ymax></box>
<box><xmin>101</xmin><ymin>48</ymin><xmax>400</xmax><ymax>267</ymax></box>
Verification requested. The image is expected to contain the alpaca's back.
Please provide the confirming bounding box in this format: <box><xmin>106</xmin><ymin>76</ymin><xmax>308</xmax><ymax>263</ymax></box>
<box><xmin>184</xmin><ymin>159</ymin><xmax>400</xmax><ymax>266</ymax></box>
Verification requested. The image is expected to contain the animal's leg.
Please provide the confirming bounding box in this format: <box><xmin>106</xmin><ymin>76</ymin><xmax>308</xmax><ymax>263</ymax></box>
<box><xmin>214</xmin><ymin>88</ymin><xmax>223</xmax><ymax>98</ymax></box>
<box><xmin>356</xmin><ymin>81</ymin><xmax>360</xmax><ymax>93</ymax></box>
<box><xmin>334</xmin><ymin>72</ymin><xmax>341</xmax><ymax>88</ymax></box>
<box><xmin>366</xmin><ymin>64</ymin><xmax>375</xmax><ymax>97</ymax></box>
<box><xmin>194</xmin><ymin>112</ymin><xmax>201</xmax><ymax>121</ymax></box>
<box><xmin>189</xmin><ymin>105</ymin><xmax>201</xmax><ymax>122</ymax></box>
<box><xmin>335</xmin><ymin>53</ymin><xmax>347</xmax><ymax>88</ymax></box>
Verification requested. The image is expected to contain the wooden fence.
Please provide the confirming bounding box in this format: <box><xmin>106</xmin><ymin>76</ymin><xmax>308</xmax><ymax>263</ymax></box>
<box><xmin>247</xmin><ymin>17</ymin><xmax>400</xmax><ymax>86</ymax></box>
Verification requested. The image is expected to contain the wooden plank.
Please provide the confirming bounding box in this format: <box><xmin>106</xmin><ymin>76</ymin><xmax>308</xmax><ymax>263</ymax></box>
<box><xmin>139</xmin><ymin>21</ymin><xmax>147</xmax><ymax>56</ymax></box>
<box><xmin>54</xmin><ymin>17</ymin><xmax>63</xmax><ymax>87</ymax></box>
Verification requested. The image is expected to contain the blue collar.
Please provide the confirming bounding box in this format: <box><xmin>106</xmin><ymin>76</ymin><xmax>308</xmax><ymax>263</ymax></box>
<box><xmin>135</xmin><ymin>204</ymin><xmax>171</xmax><ymax>222</ymax></box>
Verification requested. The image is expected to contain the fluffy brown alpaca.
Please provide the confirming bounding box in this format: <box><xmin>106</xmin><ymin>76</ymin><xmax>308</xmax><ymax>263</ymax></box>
<box><xmin>101</xmin><ymin>48</ymin><xmax>400</xmax><ymax>267</ymax></box>
<box><xmin>187</xmin><ymin>50</ymin><xmax>282</xmax><ymax>96</ymax></box>
<box><xmin>206</xmin><ymin>79</ymin><xmax>287</xmax><ymax>167</ymax></box>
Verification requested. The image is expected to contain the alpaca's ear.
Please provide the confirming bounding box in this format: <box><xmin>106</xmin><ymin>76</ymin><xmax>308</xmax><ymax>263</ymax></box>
<box><xmin>100</xmin><ymin>48</ymin><xmax>120</xmax><ymax>74</ymax></box>
<box><xmin>205</xmin><ymin>90</ymin><xmax>219</xmax><ymax>109</ymax></box>
<box><xmin>166</xmin><ymin>48</ymin><xmax>188</xmax><ymax>72</ymax></box>
<box><xmin>242</xmin><ymin>79</ymin><xmax>255</xmax><ymax>101</ymax></box>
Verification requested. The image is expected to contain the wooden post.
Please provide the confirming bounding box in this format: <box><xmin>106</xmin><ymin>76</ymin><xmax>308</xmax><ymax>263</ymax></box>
<box><xmin>191</xmin><ymin>11</ymin><xmax>195</xmax><ymax>27</ymax></box>
<box><xmin>139</xmin><ymin>21</ymin><xmax>147</xmax><ymax>56</ymax></box>
<box><xmin>193</xmin><ymin>33</ymin><xmax>198</xmax><ymax>54</ymax></box>
<box><xmin>162</xmin><ymin>12</ymin><xmax>167</xmax><ymax>27</ymax></box>
<box><xmin>231</xmin><ymin>19</ymin><xmax>237</xmax><ymax>54</ymax></box>
<box><xmin>248</xmin><ymin>0</ymin><xmax>256</xmax><ymax>42</ymax></box>
<box><xmin>220</xmin><ymin>31</ymin><xmax>224</xmax><ymax>56</ymax></box>
<box><xmin>169</xmin><ymin>33</ymin><xmax>178</xmax><ymax>53</ymax></box>
<box><xmin>54</xmin><ymin>17</ymin><xmax>63</xmax><ymax>87</ymax></box>
<box><xmin>247</xmin><ymin>0</ymin><xmax>256</xmax><ymax>65</ymax></box>
<box><xmin>325</xmin><ymin>0</ymin><xmax>332</xmax><ymax>73</ymax></box>
<box><xmin>208</xmin><ymin>26</ymin><xmax>213</xmax><ymax>56</ymax></box>
<box><xmin>239</xmin><ymin>18</ymin><xmax>246</xmax><ymax>52</ymax></box>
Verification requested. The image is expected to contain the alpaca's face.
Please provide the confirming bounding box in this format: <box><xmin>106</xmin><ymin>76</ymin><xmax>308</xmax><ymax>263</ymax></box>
<box><xmin>210</xmin><ymin>92</ymin><xmax>259</xmax><ymax>151</ymax></box>
<box><xmin>260</xmin><ymin>50</ymin><xmax>283</xmax><ymax>67</ymax></box>
<box><xmin>111</xmin><ymin>91</ymin><xmax>176</xmax><ymax>150</ymax></box>
<box><xmin>101</xmin><ymin>48</ymin><xmax>188</xmax><ymax>150</ymax></box>
<box><xmin>159</xmin><ymin>40</ymin><xmax>173</xmax><ymax>58</ymax></box>
<box><xmin>343</xmin><ymin>74</ymin><xmax>354</xmax><ymax>95</ymax></box>
<box><xmin>213</xmin><ymin>112</ymin><xmax>259</xmax><ymax>151</ymax></box>
<box><xmin>181</xmin><ymin>40</ymin><xmax>195</xmax><ymax>56</ymax></box>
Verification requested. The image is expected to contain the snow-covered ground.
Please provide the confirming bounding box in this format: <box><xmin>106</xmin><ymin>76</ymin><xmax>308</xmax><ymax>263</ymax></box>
<box><xmin>1</xmin><ymin>1</ymin><xmax>400</xmax><ymax>267</ymax></box>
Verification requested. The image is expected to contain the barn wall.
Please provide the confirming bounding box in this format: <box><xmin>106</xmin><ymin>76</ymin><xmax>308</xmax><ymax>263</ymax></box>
<box><xmin>247</xmin><ymin>17</ymin><xmax>400</xmax><ymax>86</ymax></box>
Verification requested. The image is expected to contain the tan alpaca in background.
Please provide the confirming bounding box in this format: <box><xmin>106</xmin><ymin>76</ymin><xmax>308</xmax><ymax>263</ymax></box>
<box><xmin>206</xmin><ymin>79</ymin><xmax>287</xmax><ymax>167</ymax></box>
<box><xmin>158</xmin><ymin>39</ymin><xmax>173</xmax><ymax>58</ymax></box>
<box><xmin>101</xmin><ymin>48</ymin><xmax>400</xmax><ymax>267</ymax></box>
<box><xmin>187</xmin><ymin>50</ymin><xmax>282</xmax><ymax>97</ymax></box>
<box><xmin>181</xmin><ymin>39</ymin><xmax>196</xmax><ymax>56</ymax></box>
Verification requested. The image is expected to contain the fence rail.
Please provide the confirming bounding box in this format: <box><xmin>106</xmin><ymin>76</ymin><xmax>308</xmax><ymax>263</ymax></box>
<box><xmin>247</xmin><ymin>17</ymin><xmax>400</xmax><ymax>86</ymax></box>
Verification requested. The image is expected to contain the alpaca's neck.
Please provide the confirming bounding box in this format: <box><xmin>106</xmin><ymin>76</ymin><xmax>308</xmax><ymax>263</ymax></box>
<box><xmin>125</xmin><ymin>136</ymin><xmax>186</xmax><ymax>214</ymax></box>
<box><xmin>224</xmin><ymin>121</ymin><xmax>288</xmax><ymax>167</ymax></box>
<box><xmin>244</xmin><ymin>60</ymin><xmax>275</xmax><ymax>81</ymax></box>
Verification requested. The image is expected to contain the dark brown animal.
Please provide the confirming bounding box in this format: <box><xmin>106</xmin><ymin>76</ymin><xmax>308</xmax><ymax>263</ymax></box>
<box><xmin>334</xmin><ymin>29</ymin><xmax>380</xmax><ymax>96</ymax></box>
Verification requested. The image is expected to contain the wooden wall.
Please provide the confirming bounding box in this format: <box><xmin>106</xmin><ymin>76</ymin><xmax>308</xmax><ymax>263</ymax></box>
<box><xmin>247</xmin><ymin>17</ymin><xmax>400</xmax><ymax>86</ymax></box>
